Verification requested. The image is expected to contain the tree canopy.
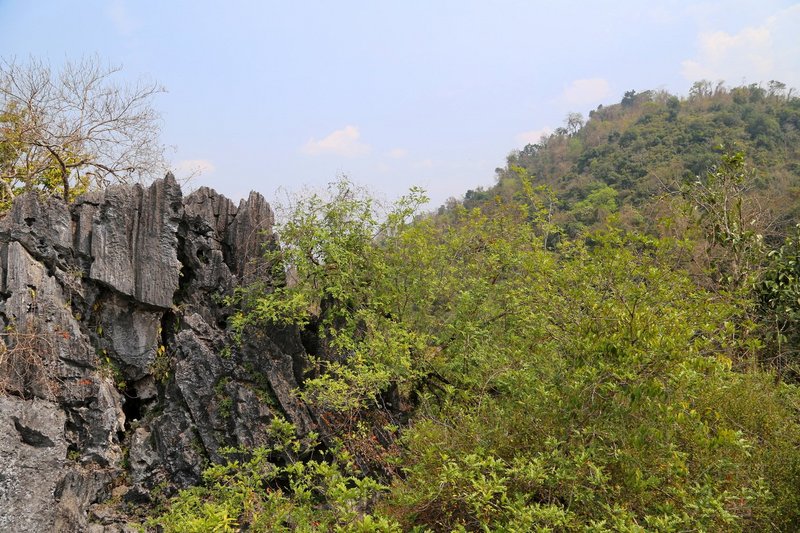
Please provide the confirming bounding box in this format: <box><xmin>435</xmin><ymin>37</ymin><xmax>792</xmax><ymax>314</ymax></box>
<box><xmin>0</xmin><ymin>56</ymin><xmax>167</xmax><ymax>208</ymax></box>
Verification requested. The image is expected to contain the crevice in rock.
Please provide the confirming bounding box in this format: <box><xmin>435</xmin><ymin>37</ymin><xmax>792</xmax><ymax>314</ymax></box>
<box><xmin>122</xmin><ymin>392</ymin><xmax>144</xmax><ymax>428</ymax></box>
<box><xmin>12</xmin><ymin>416</ymin><xmax>55</xmax><ymax>447</ymax></box>
<box><xmin>220</xmin><ymin>238</ymin><xmax>235</xmax><ymax>280</ymax></box>
<box><xmin>299</xmin><ymin>321</ymin><xmax>320</xmax><ymax>359</ymax></box>
<box><xmin>196</xmin><ymin>246</ymin><xmax>209</xmax><ymax>265</ymax></box>
<box><xmin>173</xmin><ymin>226</ymin><xmax>195</xmax><ymax>307</ymax></box>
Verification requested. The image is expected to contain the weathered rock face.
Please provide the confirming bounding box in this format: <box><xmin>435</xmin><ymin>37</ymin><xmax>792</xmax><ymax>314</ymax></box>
<box><xmin>0</xmin><ymin>177</ymin><xmax>315</xmax><ymax>532</ymax></box>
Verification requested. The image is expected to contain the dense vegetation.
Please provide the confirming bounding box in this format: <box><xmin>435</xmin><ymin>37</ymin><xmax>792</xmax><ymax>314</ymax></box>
<box><xmin>466</xmin><ymin>81</ymin><xmax>800</xmax><ymax>239</ymax></box>
<box><xmin>151</xmin><ymin>83</ymin><xmax>800</xmax><ymax>531</ymax></box>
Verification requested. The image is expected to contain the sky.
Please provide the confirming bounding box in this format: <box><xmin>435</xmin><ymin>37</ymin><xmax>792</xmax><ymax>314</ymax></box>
<box><xmin>1</xmin><ymin>0</ymin><xmax>799</xmax><ymax>208</ymax></box>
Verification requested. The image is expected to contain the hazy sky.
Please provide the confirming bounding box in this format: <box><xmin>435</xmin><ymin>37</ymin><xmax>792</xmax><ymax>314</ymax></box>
<box><xmin>1</xmin><ymin>1</ymin><xmax>799</xmax><ymax>207</ymax></box>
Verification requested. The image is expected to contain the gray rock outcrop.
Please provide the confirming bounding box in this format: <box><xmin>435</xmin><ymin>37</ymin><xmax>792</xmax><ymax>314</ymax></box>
<box><xmin>0</xmin><ymin>176</ymin><xmax>315</xmax><ymax>532</ymax></box>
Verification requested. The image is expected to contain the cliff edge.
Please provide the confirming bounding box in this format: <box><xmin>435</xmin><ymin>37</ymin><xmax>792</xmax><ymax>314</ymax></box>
<box><xmin>0</xmin><ymin>176</ymin><xmax>314</xmax><ymax>532</ymax></box>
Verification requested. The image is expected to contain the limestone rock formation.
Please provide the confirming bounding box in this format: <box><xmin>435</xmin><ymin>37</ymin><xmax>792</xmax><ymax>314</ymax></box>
<box><xmin>0</xmin><ymin>176</ymin><xmax>314</xmax><ymax>532</ymax></box>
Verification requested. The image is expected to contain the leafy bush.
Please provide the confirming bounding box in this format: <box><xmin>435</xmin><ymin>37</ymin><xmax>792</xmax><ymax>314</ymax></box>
<box><xmin>151</xmin><ymin>418</ymin><xmax>400</xmax><ymax>532</ymax></box>
<box><xmin>157</xmin><ymin>178</ymin><xmax>800</xmax><ymax>531</ymax></box>
<box><xmin>758</xmin><ymin>226</ymin><xmax>800</xmax><ymax>376</ymax></box>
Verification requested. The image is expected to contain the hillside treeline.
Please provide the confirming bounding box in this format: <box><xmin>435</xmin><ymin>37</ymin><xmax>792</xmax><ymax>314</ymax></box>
<box><xmin>466</xmin><ymin>81</ymin><xmax>800</xmax><ymax>240</ymax></box>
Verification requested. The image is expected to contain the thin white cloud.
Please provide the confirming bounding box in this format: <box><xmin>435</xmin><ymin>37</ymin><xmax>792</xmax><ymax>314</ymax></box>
<box><xmin>301</xmin><ymin>125</ymin><xmax>371</xmax><ymax>158</ymax></box>
<box><xmin>173</xmin><ymin>159</ymin><xmax>216</xmax><ymax>177</ymax></box>
<box><xmin>681</xmin><ymin>5</ymin><xmax>800</xmax><ymax>88</ymax></box>
<box><xmin>106</xmin><ymin>0</ymin><xmax>138</xmax><ymax>36</ymax></box>
<box><xmin>516</xmin><ymin>128</ymin><xmax>552</xmax><ymax>146</ymax></box>
<box><xmin>561</xmin><ymin>78</ymin><xmax>612</xmax><ymax>106</ymax></box>
<box><xmin>387</xmin><ymin>148</ymin><xmax>408</xmax><ymax>159</ymax></box>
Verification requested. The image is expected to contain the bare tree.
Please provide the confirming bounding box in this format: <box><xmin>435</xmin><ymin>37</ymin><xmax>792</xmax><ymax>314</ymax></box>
<box><xmin>565</xmin><ymin>112</ymin><xmax>584</xmax><ymax>135</ymax></box>
<box><xmin>0</xmin><ymin>56</ymin><xmax>167</xmax><ymax>206</ymax></box>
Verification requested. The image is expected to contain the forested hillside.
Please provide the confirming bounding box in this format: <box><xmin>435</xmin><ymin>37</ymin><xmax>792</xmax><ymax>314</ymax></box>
<box><xmin>148</xmin><ymin>84</ymin><xmax>800</xmax><ymax>531</ymax></box>
<box><xmin>464</xmin><ymin>81</ymin><xmax>800</xmax><ymax>239</ymax></box>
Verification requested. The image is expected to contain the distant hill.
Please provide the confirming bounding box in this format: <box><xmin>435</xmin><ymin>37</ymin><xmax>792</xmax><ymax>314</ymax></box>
<box><xmin>460</xmin><ymin>81</ymin><xmax>800</xmax><ymax>238</ymax></box>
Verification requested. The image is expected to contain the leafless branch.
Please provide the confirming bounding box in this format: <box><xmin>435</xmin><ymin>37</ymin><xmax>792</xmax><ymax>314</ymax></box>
<box><xmin>0</xmin><ymin>55</ymin><xmax>167</xmax><ymax>202</ymax></box>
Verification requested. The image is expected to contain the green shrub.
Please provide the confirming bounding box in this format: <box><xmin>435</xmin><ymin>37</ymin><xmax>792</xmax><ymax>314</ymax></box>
<box><xmin>150</xmin><ymin>418</ymin><xmax>400</xmax><ymax>532</ymax></box>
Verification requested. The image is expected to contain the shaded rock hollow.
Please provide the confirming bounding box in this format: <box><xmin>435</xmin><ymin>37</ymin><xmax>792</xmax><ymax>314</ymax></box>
<box><xmin>0</xmin><ymin>176</ymin><xmax>314</xmax><ymax>532</ymax></box>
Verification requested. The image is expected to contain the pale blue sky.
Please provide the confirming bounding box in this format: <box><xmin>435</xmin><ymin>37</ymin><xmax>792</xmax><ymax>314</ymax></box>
<box><xmin>1</xmin><ymin>1</ymin><xmax>799</xmax><ymax>207</ymax></box>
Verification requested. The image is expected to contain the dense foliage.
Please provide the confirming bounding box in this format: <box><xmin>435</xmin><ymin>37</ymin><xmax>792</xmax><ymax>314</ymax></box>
<box><xmin>151</xmin><ymin>81</ymin><xmax>800</xmax><ymax>531</ymax></box>
<box><xmin>152</xmin><ymin>418</ymin><xmax>399</xmax><ymax>532</ymax></box>
<box><xmin>758</xmin><ymin>226</ymin><xmax>800</xmax><ymax>378</ymax></box>
<box><xmin>468</xmin><ymin>81</ymin><xmax>800</xmax><ymax>238</ymax></box>
<box><xmin>153</xmin><ymin>179</ymin><xmax>800</xmax><ymax>531</ymax></box>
